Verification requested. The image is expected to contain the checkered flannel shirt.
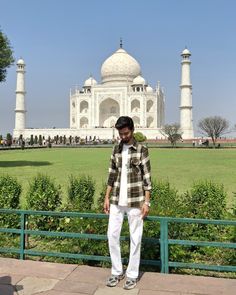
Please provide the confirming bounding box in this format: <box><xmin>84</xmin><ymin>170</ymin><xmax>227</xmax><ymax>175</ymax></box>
<box><xmin>107</xmin><ymin>140</ymin><xmax>152</xmax><ymax>208</ymax></box>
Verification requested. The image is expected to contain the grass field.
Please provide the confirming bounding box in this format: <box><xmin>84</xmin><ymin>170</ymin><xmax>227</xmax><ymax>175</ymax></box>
<box><xmin>0</xmin><ymin>147</ymin><xmax>236</xmax><ymax>207</ymax></box>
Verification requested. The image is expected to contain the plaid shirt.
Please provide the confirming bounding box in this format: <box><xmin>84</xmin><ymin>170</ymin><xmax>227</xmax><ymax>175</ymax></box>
<box><xmin>107</xmin><ymin>140</ymin><xmax>152</xmax><ymax>208</ymax></box>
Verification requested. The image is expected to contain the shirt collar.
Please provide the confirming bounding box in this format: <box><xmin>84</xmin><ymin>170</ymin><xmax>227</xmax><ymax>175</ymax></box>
<box><xmin>118</xmin><ymin>138</ymin><xmax>137</xmax><ymax>152</ymax></box>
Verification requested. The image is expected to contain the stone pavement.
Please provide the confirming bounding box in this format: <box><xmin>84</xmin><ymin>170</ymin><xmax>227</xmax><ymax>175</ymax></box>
<box><xmin>0</xmin><ymin>257</ymin><xmax>235</xmax><ymax>295</ymax></box>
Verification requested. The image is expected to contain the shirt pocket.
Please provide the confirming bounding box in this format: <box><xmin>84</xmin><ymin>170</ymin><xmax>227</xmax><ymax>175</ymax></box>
<box><xmin>130</xmin><ymin>157</ymin><xmax>142</xmax><ymax>174</ymax></box>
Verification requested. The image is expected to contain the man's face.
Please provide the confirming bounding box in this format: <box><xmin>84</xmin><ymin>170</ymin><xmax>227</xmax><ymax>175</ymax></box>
<box><xmin>118</xmin><ymin>127</ymin><xmax>133</xmax><ymax>144</ymax></box>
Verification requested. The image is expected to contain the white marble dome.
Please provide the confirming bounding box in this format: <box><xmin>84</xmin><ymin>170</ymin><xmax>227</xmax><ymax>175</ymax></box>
<box><xmin>84</xmin><ymin>76</ymin><xmax>97</xmax><ymax>87</ymax></box>
<box><xmin>101</xmin><ymin>48</ymin><xmax>141</xmax><ymax>84</ymax></box>
<box><xmin>146</xmin><ymin>85</ymin><xmax>153</xmax><ymax>93</ymax></box>
<box><xmin>181</xmin><ymin>48</ymin><xmax>191</xmax><ymax>55</ymax></box>
<box><xmin>17</xmin><ymin>58</ymin><xmax>25</xmax><ymax>65</ymax></box>
<box><xmin>132</xmin><ymin>75</ymin><xmax>146</xmax><ymax>85</ymax></box>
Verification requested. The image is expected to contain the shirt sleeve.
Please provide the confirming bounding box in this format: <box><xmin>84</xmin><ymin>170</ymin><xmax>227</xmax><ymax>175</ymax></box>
<box><xmin>107</xmin><ymin>146</ymin><xmax>117</xmax><ymax>187</ymax></box>
<box><xmin>141</xmin><ymin>146</ymin><xmax>152</xmax><ymax>191</ymax></box>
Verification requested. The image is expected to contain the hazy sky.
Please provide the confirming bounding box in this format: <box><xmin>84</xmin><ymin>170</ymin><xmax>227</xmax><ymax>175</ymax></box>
<box><xmin>0</xmin><ymin>0</ymin><xmax>236</xmax><ymax>136</ymax></box>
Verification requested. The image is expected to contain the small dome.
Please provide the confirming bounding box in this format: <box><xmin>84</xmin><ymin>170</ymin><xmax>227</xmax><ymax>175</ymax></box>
<box><xmin>181</xmin><ymin>48</ymin><xmax>191</xmax><ymax>56</ymax></box>
<box><xmin>17</xmin><ymin>58</ymin><xmax>25</xmax><ymax>65</ymax></box>
<box><xmin>132</xmin><ymin>75</ymin><xmax>146</xmax><ymax>85</ymax></box>
<box><xmin>84</xmin><ymin>76</ymin><xmax>97</xmax><ymax>87</ymax></box>
<box><xmin>146</xmin><ymin>85</ymin><xmax>153</xmax><ymax>93</ymax></box>
<box><xmin>101</xmin><ymin>48</ymin><xmax>141</xmax><ymax>84</ymax></box>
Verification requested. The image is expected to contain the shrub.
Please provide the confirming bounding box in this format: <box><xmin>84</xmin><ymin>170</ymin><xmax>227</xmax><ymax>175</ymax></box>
<box><xmin>183</xmin><ymin>180</ymin><xmax>227</xmax><ymax>220</ymax></box>
<box><xmin>96</xmin><ymin>182</ymin><xmax>107</xmax><ymax>212</ymax></box>
<box><xmin>67</xmin><ymin>175</ymin><xmax>95</xmax><ymax>211</ymax></box>
<box><xmin>26</xmin><ymin>174</ymin><xmax>62</xmax><ymax>230</ymax></box>
<box><xmin>0</xmin><ymin>175</ymin><xmax>21</xmax><ymax>228</ymax></box>
<box><xmin>150</xmin><ymin>180</ymin><xmax>183</xmax><ymax>217</ymax></box>
<box><xmin>134</xmin><ymin>132</ymin><xmax>147</xmax><ymax>142</ymax></box>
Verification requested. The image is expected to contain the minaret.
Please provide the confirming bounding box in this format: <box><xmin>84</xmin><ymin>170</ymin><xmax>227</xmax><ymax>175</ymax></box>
<box><xmin>180</xmin><ymin>48</ymin><xmax>194</xmax><ymax>139</ymax></box>
<box><xmin>14</xmin><ymin>58</ymin><xmax>26</xmax><ymax>132</ymax></box>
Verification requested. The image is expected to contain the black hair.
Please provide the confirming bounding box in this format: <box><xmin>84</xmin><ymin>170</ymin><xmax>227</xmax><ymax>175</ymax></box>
<box><xmin>115</xmin><ymin>116</ymin><xmax>134</xmax><ymax>131</ymax></box>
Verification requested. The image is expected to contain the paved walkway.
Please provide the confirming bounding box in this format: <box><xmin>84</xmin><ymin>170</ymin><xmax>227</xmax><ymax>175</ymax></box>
<box><xmin>0</xmin><ymin>257</ymin><xmax>235</xmax><ymax>295</ymax></box>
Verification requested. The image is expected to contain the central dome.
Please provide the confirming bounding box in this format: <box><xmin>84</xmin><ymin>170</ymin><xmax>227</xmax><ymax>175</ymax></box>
<box><xmin>101</xmin><ymin>48</ymin><xmax>141</xmax><ymax>84</ymax></box>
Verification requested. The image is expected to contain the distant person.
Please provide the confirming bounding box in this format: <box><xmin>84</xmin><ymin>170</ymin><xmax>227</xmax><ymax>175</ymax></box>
<box><xmin>104</xmin><ymin>116</ymin><xmax>152</xmax><ymax>290</ymax></box>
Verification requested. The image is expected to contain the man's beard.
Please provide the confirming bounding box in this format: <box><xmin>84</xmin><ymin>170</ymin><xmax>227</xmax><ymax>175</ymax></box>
<box><xmin>121</xmin><ymin>138</ymin><xmax>130</xmax><ymax>144</ymax></box>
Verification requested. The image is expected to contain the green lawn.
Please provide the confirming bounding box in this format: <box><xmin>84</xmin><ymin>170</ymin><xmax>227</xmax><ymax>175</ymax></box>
<box><xmin>0</xmin><ymin>147</ymin><xmax>236</xmax><ymax>207</ymax></box>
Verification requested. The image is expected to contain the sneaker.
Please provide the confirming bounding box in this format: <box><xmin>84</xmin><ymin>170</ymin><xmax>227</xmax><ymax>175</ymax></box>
<box><xmin>123</xmin><ymin>277</ymin><xmax>137</xmax><ymax>290</ymax></box>
<box><xmin>106</xmin><ymin>274</ymin><xmax>125</xmax><ymax>287</ymax></box>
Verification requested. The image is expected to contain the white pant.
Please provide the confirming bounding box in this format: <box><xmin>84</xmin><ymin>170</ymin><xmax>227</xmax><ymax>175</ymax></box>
<box><xmin>107</xmin><ymin>204</ymin><xmax>143</xmax><ymax>279</ymax></box>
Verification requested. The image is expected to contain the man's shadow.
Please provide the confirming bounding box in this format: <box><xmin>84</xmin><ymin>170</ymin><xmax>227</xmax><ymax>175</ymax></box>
<box><xmin>0</xmin><ymin>275</ymin><xmax>23</xmax><ymax>295</ymax></box>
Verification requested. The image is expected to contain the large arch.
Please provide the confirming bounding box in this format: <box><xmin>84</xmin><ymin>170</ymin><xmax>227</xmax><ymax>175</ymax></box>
<box><xmin>146</xmin><ymin>116</ymin><xmax>154</xmax><ymax>128</ymax></box>
<box><xmin>99</xmin><ymin>98</ymin><xmax>120</xmax><ymax>127</ymax></box>
<box><xmin>146</xmin><ymin>100</ymin><xmax>154</xmax><ymax>112</ymax></box>
<box><xmin>131</xmin><ymin>99</ymin><xmax>140</xmax><ymax>113</ymax></box>
<box><xmin>132</xmin><ymin>116</ymin><xmax>140</xmax><ymax>128</ymax></box>
<box><xmin>80</xmin><ymin>117</ymin><xmax>88</xmax><ymax>128</ymax></box>
<box><xmin>80</xmin><ymin>101</ymin><xmax>88</xmax><ymax>113</ymax></box>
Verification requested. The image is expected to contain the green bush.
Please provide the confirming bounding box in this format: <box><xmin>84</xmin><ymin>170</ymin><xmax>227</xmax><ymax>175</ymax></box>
<box><xmin>150</xmin><ymin>180</ymin><xmax>183</xmax><ymax>217</ymax></box>
<box><xmin>183</xmin><ymin>181</ymin><xmax>227</xmax><ymax>220</ymax></box>
<box><xmin>26</xmin><ymin>174</ymin><xmax>62</xmax><ymax>230</ymax></box>
<box><xmin>176</xmin><ymin>181</ymin><xmax>231</xmax><ymax>267</ymax></box>
<box><xmin>67</xmin><ymin>175</ymin><xmax>95</xmax><ymax>211</ymax></box>
<box><xmin>0</xmin><ymin>175</ymin><xmax>21</xmax><ymax>228</ymax></box>
<box><xmin>134</xmin><ymin>132</ymin><xmax>147</xmax><ymax>142</ymax></box>
<box><xmin>96</xmin><ymin>182</ymin><xmax>107</xmax><ymax>212</ymax></box>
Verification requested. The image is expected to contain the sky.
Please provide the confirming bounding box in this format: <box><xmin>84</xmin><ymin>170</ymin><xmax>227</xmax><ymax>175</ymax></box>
<box><xmin>0</xmin><ymin>0</ymin><xmax>236</xmax><ymax>137</ymax></box>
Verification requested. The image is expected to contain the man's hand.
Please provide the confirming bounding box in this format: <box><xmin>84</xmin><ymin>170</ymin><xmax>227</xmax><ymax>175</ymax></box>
<box><xmin>141</xmin><ymin>203</ymin><xmax>150</xmax><ymax>219</ymax></box>
<box><xmin>103</xmin><ymin>196</ymin><xmax>110</xmax><ymax>214</ymax></box>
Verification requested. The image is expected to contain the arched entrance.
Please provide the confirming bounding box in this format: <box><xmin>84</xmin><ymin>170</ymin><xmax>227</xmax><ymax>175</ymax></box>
<box><xmin>131</xmin><ymin>99</ymin><xmax>140</xmax><ymax>113</ymax></box>
<box><xmin>146</xmin><ymin>116</ymin><xmax>154</xmax><ymax>127</ymax></box>
<box><xmin>132</xmin><ymin>116</ymin><xmax>140</xmax><ymax>128</ymax></box>
<box><xmin>80</xmin><ymin>117</ymin><xmax>88</xmax><ymax>128</ymax></box>
<box><xmin>99</xmin><ymin>98</ymin><xmax>120</xmax><ymax>127</ymax></box>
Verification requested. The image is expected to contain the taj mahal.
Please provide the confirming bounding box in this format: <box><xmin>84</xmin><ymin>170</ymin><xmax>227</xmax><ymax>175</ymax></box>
<box><xmin>13</xmin><ymin>43</ymin><xmax>194</xmax><ymax>140</ymax></box>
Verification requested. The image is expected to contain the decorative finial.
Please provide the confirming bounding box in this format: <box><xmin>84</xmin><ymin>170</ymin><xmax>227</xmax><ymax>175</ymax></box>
<box><xmin>120</xmin><ymin>37</ymin><xmax>123</xmax><ymax>48</ymax></box>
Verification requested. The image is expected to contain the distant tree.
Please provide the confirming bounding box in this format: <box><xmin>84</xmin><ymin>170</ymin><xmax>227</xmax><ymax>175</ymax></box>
<box><xmin>39</xmin><ymin>135</ymin><xmax>42</xmax><ymax>146</ymax></box>
<box><xmin>34</xmin><ymin>135</ymin><xmax>38</xmax><ymax>144</ymax></box>
<box><xmin>0</xmin><ymin>135</ymin><xmax>2</xmax><ymax>145</ymax></box>
<box><xmin>161</xmin><ymin>123</ymin><xmax>182</xmax><ymax>147</ymax></box>
<box><xmin>6</xmin><ymin>133</ymin><xmax>12</xmax><ymax>146</ymax></box>
<box><xmin>0</xmin><ymin>29</ymin><xmax>14</xmax><ymax>82</ymax></box>
<box><xmin>69</xmin><ymin>135</ymin><xmax>72</xmax><ymax>144</ymax></box>
<box><xmin>134</xmin><ymin>132</ymin><xmax>147</xmax><ymax>142</ymax></box>
<box><xmin>198</xmin><ymin>116</ymin><xmax>229</xmax><ymax>147</ymax></box>
<box><xmin>30</xmin><ymin>135</ymin><xmax>34</xmax><ymax>146</ymax></box>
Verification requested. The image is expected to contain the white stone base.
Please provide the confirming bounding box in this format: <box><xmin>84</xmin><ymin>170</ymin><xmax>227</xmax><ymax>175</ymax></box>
<box><xmin>13</xmin><ymin>127</ymin><xmax>165</xmax><ymax>140</ymax></box>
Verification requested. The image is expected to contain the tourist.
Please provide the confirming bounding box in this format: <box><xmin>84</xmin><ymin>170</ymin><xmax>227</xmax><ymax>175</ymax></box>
<box><xmin>104</xmin><ymin>116</ymin><xmax>152</xmax><ymax>290</ymax></box>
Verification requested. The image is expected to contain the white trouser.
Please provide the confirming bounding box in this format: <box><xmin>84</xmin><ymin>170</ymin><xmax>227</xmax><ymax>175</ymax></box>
<box><xmin>107</xmin><ymin>204</ymin><xmax>143</xmax><ymax>279</ymax></box>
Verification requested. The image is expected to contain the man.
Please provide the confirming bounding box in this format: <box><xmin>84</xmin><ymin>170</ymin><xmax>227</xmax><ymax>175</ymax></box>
<box><xmin>104</xmin><ymin>116</ymin><xmax>151</xmax><ymax>290</ymax></box>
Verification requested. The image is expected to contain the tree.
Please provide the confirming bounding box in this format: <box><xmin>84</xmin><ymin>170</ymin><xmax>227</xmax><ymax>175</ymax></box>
<box><xmin>34</xmin><ymin>135</ymin><xmax>38</xmax><ymax>144</ymax></box>
<box><xmin>30</xmin><ymin>135</ymin><xmax>34</xmax><ymax>146</ymax></box>
<box><xmin>6</xmin><ymin>133</ymin><xmax>12</xmax><ymax>146</ymax></box>
<box><xmin>161</xmin><ymin>123</ymin><xmax>182</xmax><ymax>147</ymax></box>
<box><xmin>134</xmin><ymin>132</ymin><xmax>147</xmax><ymax>142</ymax></box>
<box><xmin>39</xmin><ymin>135</ymin><xmax>42</xmax><ymax>146</ymax></box>
<box><xmin>198</xmin><ymin>116</ymin><xmax>229</xmax><ymax>147</ymax></box>
<box><xmin>0</xmin><ymin>29</ymin><xmax>14</xmax><ymax>82</ymax></box>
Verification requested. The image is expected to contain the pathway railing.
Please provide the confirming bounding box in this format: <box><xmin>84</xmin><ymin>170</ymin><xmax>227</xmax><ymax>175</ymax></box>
<box><xmin>0</xmin><ymin>209</ymin><xmax>235</xmax><ymax>273</ymax></box>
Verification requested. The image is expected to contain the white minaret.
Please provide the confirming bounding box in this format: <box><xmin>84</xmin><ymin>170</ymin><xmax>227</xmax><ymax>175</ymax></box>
<box><xmin>180</xmin><ymin>48</ymin><xmax>194</xmax><ymax>139</ymax></box>
<box><xmin>14</xmin><ymin>58</ymin><xmax>26</xmax><ymax>133</ymax></box>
